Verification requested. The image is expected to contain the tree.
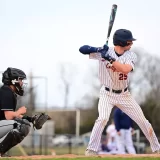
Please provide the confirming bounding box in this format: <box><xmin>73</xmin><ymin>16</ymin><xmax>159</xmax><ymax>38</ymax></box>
<box><xmin>58</xmin><ymin>62</ymin><xmax>78</xmax><ymax>108</ymax></box>
<box><xmin>76</xmin><ymin>63</ymin><xmax>101</xmax><ymax>108</ymax></box>
<box><xmin>130</xmin><ymin>47</ymin><xmax>160</xmax><ymax>103</ymax></box>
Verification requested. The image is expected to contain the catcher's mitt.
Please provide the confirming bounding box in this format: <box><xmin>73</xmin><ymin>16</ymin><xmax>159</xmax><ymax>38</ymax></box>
<box><xmin>32</xmin><ymin>113</ymin><xmax>51</xmax><ymax>130</ymax></box>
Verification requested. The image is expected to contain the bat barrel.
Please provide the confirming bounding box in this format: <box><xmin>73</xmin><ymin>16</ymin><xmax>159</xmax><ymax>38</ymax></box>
<box><xmin>112</xmin><ymin>4</ymin><xmax>117</xmax><ymax>8</ymax></box>
<box><xmin>106</xmin><ymin>4</ymin><xmax>118</xmax><ymax>44</ymax></box>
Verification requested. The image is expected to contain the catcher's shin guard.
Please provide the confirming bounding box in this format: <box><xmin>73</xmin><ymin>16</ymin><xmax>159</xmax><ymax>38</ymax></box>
<box><xmin>0</xmin><ymin>121</ymin><xmax>30</xmax><ymax>154</ymax></box>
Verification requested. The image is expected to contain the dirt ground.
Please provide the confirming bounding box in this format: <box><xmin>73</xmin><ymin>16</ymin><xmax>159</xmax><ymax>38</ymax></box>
<box><xmin>10</xmin><ymin>154</ymin><xmax>160</xmax><ymax>159</ymax></box>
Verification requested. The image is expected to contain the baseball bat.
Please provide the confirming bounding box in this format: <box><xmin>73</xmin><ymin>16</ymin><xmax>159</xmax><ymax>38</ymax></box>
<box><xmin>90</xmin><ymin>4</ymin><xmax>117</xmax><ymax>58</ymax></box>
<box><xmin>106</xmin><ymin>4</ymin><xmax>118</xmax><ymax>45</ymax></box>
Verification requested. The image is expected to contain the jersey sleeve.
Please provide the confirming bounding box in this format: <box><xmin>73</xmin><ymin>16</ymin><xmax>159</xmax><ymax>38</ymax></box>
<box><xmin>125</xmin><ymin>52</ymin><xmax>137</xmax><ymax>71</ymax></box>
<box><xmin>1</xmin><ymin>90</ymin><xmax>14</xmax><ymax>111</ymax></box>
<box><xmin>89</xmin><ymin>52</ymin><xmax>102</xmax><ymax>60</ymax></box>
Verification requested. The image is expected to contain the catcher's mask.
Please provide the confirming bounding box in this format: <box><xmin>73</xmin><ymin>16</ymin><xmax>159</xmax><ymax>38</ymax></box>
<box><xmin>2</xmin><ymin>67</ymin><xmax>27</xmax><ymax>96</ymax></box>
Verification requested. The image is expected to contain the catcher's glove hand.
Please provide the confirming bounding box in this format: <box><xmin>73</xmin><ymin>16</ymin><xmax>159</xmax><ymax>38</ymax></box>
<box><xmin>32</xmin><ymin>113</ymin><xmax>51</xmax><ymax>130</ymax></box>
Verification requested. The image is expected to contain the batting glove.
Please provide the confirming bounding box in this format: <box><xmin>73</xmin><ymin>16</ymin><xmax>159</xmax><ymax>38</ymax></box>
<box><xmin>100</xmin><ymin>45</ymin><xmax>116</xmax><ymax>64</ymax></box>
<box><xmin>97</xmin><ymin>44</ymin><xmax>109</xmax><ymax>56</ymax></box>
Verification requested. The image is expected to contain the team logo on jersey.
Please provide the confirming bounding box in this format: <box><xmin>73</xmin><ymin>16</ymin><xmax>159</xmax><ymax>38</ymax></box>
<box><xmin>106</xmin><ymin>62</ymin><xmax>117</xmax><ymax>72</ymax></box>
<box><xmin>106</xmin><ymin>62</ymin><xmax>112</xmax><ymax>68</ymax></box>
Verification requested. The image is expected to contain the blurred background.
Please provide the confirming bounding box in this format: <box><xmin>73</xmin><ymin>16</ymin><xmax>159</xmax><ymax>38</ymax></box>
<box><xmin>0</xmin><ymin>0</ymin><xmax>160</xmax><ymax>156</ymax></box>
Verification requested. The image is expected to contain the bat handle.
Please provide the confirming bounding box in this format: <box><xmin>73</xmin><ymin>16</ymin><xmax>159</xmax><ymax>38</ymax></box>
<box><xmin>106</xmin><ymin>37</ymin><xmax>109</xmax><ymax>45</ymax></box>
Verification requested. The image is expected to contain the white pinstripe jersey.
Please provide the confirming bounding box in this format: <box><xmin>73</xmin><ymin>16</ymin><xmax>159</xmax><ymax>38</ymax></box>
<box><xmin>89</xmin><ymin>47</ymin><xmax>137</xmax><ymax>90</ymax></box>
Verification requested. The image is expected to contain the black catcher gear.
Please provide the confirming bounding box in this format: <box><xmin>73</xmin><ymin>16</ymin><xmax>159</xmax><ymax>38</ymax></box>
<box><xmin>31</xmin><ymin>113</ymin><xmax>51</xmax><ymax>130</ymax></box>
<box><xmin>2</xmin><ymin>67</ymin><xmax>27</xmax><ymax>96</ymax></box>
<box><xmin>0</xmin><ymin>119</ymin><xmax>30</xmax><ymax>155</ymax></box>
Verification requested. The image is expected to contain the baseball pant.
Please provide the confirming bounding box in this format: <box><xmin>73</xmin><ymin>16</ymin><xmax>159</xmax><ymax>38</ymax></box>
<box><xmin>87</xmin><ymin>87</ymin><xmax>160</xmax><ymax>152</ymax></box>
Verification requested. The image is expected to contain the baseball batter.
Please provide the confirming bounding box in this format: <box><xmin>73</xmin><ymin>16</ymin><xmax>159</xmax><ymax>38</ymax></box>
<box><xmin>79</xmin><ymin>29</ymin><xmax>160</xmax><ymax>155</ymax></box>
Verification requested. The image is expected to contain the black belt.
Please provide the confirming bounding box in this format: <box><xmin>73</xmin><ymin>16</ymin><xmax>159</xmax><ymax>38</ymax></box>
<box><xmin>105</xmin><ymin>87</ymin><xmax>128</xmax><ymax>94</ymax></box>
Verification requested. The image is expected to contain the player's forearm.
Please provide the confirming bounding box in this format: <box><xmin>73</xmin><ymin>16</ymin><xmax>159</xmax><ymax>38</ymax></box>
<box><xmin>112</xmin><ymin>61</ymin><xmax>132</xmax><ymax>74</ymax></box>
<box><xmin>4</xmin><ymin>111</ymin><xmax>22</xmax><ymax>120</ymax></box>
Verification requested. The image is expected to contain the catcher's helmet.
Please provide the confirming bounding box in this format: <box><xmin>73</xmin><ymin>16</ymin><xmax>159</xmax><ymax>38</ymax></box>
<box><xmin>2</xmin><ymin>67</ymin><xmax>27</xmax><ymax>96</ymax></box>
<box><xmin>113</xmin><ymin>29</ymin><xmax>136</xmax><ymax>47</ymax></box>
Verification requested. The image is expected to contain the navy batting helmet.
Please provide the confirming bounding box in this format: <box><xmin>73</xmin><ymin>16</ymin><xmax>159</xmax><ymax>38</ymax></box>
<box><xmin>113</xmin><ymin>29</ymin><xmax>136</xmax><ymax>47</ymax></box>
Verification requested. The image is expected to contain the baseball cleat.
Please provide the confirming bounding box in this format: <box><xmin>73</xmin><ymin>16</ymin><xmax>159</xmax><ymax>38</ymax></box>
<box><xmin>85</xmin><ymin>149</ymin><xmax>98</xmax><ymax>156</ymax></box>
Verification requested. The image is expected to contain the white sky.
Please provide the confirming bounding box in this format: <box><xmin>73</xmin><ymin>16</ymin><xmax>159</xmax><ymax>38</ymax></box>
<box><xmin>0</xmin><ymin>0</ymin><xmax>160</xmax><ymax>108</ymax></box>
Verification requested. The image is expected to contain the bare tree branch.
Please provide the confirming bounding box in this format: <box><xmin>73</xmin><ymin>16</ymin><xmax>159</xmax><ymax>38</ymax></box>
<box><xmin>58</xmin><ymin>62</ymin><xmax>77</xmax><ymax>108</ymax></box>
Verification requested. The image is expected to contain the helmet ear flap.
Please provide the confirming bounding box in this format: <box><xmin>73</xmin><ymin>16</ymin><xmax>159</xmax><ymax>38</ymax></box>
<box><xmin>119</xmin><ymin>41</ymin><xmax>127</xmax><ymax>47</ymax></box>
<box><xmin>113</xmin><ymin>39</ymin><xmax>127</xmax><ymax>47</ymax></box>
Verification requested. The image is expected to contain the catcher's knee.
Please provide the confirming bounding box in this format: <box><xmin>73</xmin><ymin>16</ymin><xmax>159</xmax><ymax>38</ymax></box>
<box><xmin>0</xmin><ymin>119</ymin><xmax>31</xmax><ymax>154</ymax></box>
<box><xmin>0</xmin><ymin>120</ymin><xmax>15</xmax><ymax>139</ymax></box>
<box><xmin>13</xmin><ymin>120</ymin><xmax>31</xmax><ymax>143</ymax></box>
<box><xmin>14</xmin><ymin>118</ymin><xmax>31</xmax><ymax>136</ymax></box>
<box><xmin>0</xmin><ymin>130</ymin><xmax>23</xmax><ymax>154</ymax></box>
<box><xmin>19</xmin><ymin>120</ymin><xmax>31</xmax><ymax>137</ymax></box>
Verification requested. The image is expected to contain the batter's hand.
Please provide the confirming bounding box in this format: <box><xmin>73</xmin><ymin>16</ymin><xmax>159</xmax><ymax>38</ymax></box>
<box><xmin>98</xmin><ymin>45</ymin><xmax>109</xmax><ymax>57</ymax></box>
<box><xmin>100</xmin><ymin>46</ymin><xmax>116</xmax><ymax>64</ymax></box>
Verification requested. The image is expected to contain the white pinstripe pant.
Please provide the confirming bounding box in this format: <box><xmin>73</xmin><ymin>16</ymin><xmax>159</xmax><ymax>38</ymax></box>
<box><xmin>87</xmin><ymin>86</ymin><xmax>160</xmax><ymax>152</ymax></box>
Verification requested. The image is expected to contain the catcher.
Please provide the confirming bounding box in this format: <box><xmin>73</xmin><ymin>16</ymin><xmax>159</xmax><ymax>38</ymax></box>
<box><xmin>0</xmin><ymin>67</ymin><xmax>51</xmax><ymax>157</ymax></box>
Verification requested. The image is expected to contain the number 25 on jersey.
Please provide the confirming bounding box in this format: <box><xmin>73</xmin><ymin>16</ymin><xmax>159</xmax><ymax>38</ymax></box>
<box><xmin>119</xmin><ymin>73</ymin><xmax>127</xmax><ymax>80</ymax></box>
